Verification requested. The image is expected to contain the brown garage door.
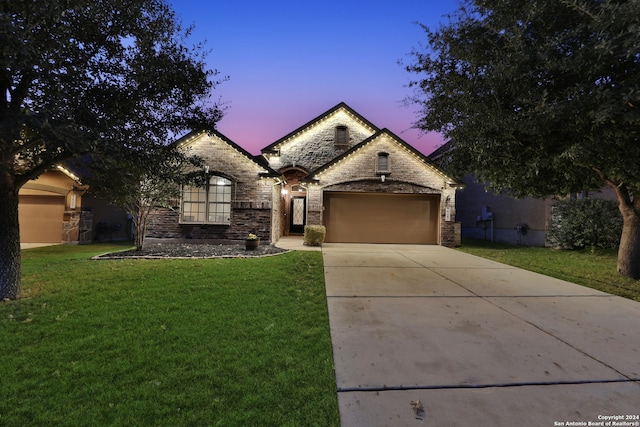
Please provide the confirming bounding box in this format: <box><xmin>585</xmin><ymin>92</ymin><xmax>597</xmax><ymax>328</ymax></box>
<box><xmin>323</xmin><ymin>192</ymin><xmax>440</xmax><ymax>244</ymax></box>
<box><xmin>19</xmin><ymin>195</ymin><xmax>65</xmax><ymax>243</ymax></box>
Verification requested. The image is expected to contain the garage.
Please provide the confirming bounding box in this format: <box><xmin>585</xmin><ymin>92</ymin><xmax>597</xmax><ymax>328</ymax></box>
<box><xmin>19</xmin><ymin>195</ymin><xmax>65</xmax><ymax>243</ymax></box>
<box><xmin>323</xmin><ymin>192</ymin><xmax>440</xmax><ymax>244</ymax></box>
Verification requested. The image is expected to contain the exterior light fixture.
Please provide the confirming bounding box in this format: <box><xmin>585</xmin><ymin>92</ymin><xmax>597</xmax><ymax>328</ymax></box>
<box><xmin>381</xmin><ymin>174</ymin><xmax>385</xmax><ymax>182</ymax></box>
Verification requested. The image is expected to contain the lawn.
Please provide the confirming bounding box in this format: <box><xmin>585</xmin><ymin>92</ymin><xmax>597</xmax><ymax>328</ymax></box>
<box><xmin>1</xmin><ymin>244</ymin><xmax>340</xmax><ymax>427</ymax></box>
<box><xmin>458</xmin><ymin>238</ymin><xmax>640</xmax><ymax>302</ymax></box>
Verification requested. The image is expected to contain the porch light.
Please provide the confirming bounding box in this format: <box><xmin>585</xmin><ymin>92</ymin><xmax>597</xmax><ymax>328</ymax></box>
<box><xmin>381</xmin><ymin>174</ymin><xmax>385</xmax><ymax>182</ymax></box>
<box><xmin>281</xmin><ymin>189</ymin><xmax>288</xmax><ymax>196</ymax></box>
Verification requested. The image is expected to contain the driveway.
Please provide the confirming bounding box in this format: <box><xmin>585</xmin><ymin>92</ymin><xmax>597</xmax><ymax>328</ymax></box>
<box><xmin>322</xmin><ymin>243</ymin><xmax>640</xmax><ymax>426</ymax></box>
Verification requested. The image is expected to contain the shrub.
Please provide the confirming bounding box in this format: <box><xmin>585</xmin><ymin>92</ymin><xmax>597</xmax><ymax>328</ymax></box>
<box><xmin>303</xmin><ymin>225</ymin><xmax>326</xmax><ymax>246</ymax></box>
<box><xmin>546</xmin><ymin>198</ymin><xmax>622</xmax><ymax>249</ymax></box>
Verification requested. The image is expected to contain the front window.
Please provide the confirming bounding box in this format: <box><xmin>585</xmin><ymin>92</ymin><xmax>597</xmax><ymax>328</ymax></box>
<box><xmin>181</xmin><ymin>175</ymin><xmax>232</xmax><ymax>224</ymax></box>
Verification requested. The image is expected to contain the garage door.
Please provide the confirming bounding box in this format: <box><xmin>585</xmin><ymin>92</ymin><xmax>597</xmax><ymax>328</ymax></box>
<box><xmin>323</xmin><ymin>192</ymin><xmax>440</xmax><ymax>244</ymax></box>
<box><xmin>19</xmin><ymin>195</ymin><xmax>65</xmax><ymax>243</ymax></box>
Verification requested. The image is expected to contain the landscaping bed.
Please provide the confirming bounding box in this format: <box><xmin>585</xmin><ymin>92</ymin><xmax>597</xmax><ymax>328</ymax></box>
<box><xmin>95</xmin><ymin>242</ymin><xmax>288</xmax><ymax>259</ymax></box>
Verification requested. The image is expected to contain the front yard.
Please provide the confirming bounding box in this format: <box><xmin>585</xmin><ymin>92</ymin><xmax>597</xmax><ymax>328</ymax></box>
<box><xmin>458</xmin><ymin>238</ymin><xmax>640</xmax><ymax>302</ymax></box>
<box><xmin>5</xmin><ymin>239</ymin><xmax>638</xmax><ymax>425</ymax></box>
<box><xmin>1</xmin><ymin>244</ymin><xmax>339</xmax><ymax>426</ymax></box>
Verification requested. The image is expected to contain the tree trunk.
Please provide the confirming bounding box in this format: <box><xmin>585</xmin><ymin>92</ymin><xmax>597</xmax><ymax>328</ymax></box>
<box><xmin>0</xmin><ymin>189</ymin><xmax>22</xmax><ymax>300</ymax></box>
<box><xmin>617</xmin><ymin>210</ymin><xmax>640</xmax><ymax>280</ymax></box>
<box><xmin>614</xmin><ymin>186</ymin><xmax>640</xmax><ymax>280</ymax></box>
<box><xmin>134</xmin><ymin>215</ymin><xmax>145</xmax><ymax>251</ymax></box>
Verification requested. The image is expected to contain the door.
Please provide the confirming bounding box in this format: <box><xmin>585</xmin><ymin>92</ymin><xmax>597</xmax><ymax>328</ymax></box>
<box><xmin>19</xmin><ymin>195</ymin><xmax>65</xmax><ymax>243</ymax></box>
<box><xmin>289</xmin><ymin>196</ymin><xmax>306</xmax><ymax>234</ymax></box>
<box><xmin>323</xmin><ymin>192</ymin><xmax>440</xmax><ymax>244</ymax></box>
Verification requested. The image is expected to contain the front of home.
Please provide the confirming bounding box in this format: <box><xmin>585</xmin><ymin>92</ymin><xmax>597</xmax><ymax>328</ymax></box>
<box><xmin>146</xmin><ymin>102</ymin><xmax>463</xmax><ymax>246</ymax></box>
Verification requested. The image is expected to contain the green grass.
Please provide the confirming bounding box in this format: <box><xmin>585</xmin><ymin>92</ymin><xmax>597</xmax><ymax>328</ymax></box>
<box><xmin>458</xmin><ymin>238</ymin><xmax>640</xmax><ymax>302</ymax></box>
<box><xmin>1</xmin><ymin>244</ymin><xmax>339</xmax><ymax>426</ymax></box>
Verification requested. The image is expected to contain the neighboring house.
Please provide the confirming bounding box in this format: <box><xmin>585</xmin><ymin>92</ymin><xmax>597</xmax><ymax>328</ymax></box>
<box><xmin>19</xmin><ymin>166</ymin><xmax>132</xmax><ymax>245</ymax></box>
<box><xmin>454</xmin><ymin>175</ymin><xmax>554</xmax><ymax>246</ymax></box>
<box><xmin>81</xmin><ymin>195</ymin><xmax>133</xmax><ymax>242</ymax></box>
<box><xmin>18</xmin><ymin>166</ymin><xmax>90</xmax><ymax>244</ymax></box>
<box><xmin>429</xmin><ymin>142</ymin><xmax>618</xmax><ymax>246</ymax></box>
<box><xmin>146</xmin><ymin>102</ymin><xmax>464</xmax><ymax>246</ymax></box>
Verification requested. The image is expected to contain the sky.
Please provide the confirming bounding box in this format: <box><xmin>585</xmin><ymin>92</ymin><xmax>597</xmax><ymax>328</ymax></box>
<box><xmin>168</xmin><ymin>0</ymin><xmax>459</xmax><ymax>155</ymax></box>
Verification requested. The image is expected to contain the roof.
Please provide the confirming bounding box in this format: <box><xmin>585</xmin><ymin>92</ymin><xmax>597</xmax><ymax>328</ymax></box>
<box><xmin>175</xmin><ymin>129</ymin><xmax>280</xmax><ymax>177</ymax></box>
<box><xmin>261</xmin><ymin>102</ymin><xmax>380</xmax><ymax>154</ymax></box>
<box><xmin>302</xmin><ymin>128</ymin><xmax>464</xmax><ymax>186</ymax></box>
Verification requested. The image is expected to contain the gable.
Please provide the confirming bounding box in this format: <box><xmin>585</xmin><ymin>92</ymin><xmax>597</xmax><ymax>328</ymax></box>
<box><xmin>177</xmin><ymin>130</ymin><xmax>278</xmax><ymax>178</ymax></box>
<box><xmin>304</xmin><ymin>129</ymin><xmax>462</xmax><ymax>191</ymax></box>
<box><xmin>262</xmin><ymin>102</ymin><xmax>379</xmax><ymax>173</ymax></box>
<box><xmin>20</xmin><ymin>167</ymin><xmax>83</xmax><ymax>197</ymax></box>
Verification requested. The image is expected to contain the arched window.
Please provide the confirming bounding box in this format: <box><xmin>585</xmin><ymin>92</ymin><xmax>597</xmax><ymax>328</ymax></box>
<box><xmin>181</xmin><ymin>175</ymin><xmax>232</xmax><ymax>224</ymax></box>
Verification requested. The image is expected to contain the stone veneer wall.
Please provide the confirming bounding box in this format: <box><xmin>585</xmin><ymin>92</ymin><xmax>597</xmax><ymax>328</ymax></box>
<box><xmin>145</xmin><ymin>132</ymin><xmax>276</xmax><ymax>243</ymax></box>
<box><xmin>270</xmin><ymin>183</ymin><xmax>283</xmax><ymax>243</ymax></box>
<box><xmin>268</xmin><ymin>110</ymin><xmax>376</xmax><ymax>172</ymax></box>
<box><xmin>306</xmin><ymin>132</ymin><xmax>459</xmax><ymax>247</ymax></box>
<box><xmin>62</xmin><ymin>211</ymin><xmax>81</xmax><ymax>244</ymax></box>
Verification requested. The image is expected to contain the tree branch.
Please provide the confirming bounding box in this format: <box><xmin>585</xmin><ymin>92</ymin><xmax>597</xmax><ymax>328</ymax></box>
<box><xmin>560</xmin><ymin>0</ymin><xmax>598</xmax><ymax>21</ymax></box>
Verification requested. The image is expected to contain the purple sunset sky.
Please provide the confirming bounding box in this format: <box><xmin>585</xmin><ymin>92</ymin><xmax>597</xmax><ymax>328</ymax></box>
<box><xmin>169</xmin><ymin>0</ymin><xmax>459</xmax><ymax>155</ymax></box>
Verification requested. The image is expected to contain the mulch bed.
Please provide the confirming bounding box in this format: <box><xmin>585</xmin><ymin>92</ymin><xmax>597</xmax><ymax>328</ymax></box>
<box><xmin>94</xmin><ymin>243</ymin><xmax>288</xmax><ymax>259</ymax></box>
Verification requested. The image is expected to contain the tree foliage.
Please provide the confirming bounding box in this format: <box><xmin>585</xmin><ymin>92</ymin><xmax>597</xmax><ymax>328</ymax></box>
<box><xmin>406</xmin><ymin>0</ymin><xmax>640</xmax><ymax>278</ymax></box>
<box><xmin>0</xmin><ymin>0</ymin><xmax>223</xmax><ymax>299</ymax></box>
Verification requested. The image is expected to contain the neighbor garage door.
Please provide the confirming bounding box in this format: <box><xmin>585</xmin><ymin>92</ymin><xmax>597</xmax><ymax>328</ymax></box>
<box><xmin>323</xmin><ymin>192</ymin><xmax>440</xmax><ymax>244</ymax></box>
<box><xmin>19</xmin><ymin>195</ymin><xmax>65</xmax><ymax>243</ymax></box>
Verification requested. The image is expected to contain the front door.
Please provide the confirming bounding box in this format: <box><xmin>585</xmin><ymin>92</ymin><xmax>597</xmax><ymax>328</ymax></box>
<box><xmin>289</xmin><ymin>196</ymin><xmax>306</xmax><ymax>234</ymax></box>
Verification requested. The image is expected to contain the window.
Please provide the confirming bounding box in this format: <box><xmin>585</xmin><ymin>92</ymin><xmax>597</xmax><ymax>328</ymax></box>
<box><xmin>377</xmin><ymin>152</ymin><xmax>390</xmax><ymax>173</ymax></box>
<box><xmin>335</xmin><ymin>126</ymin><xmax>348</xmax><ymax>147</ymax></box>
<box><xmin>181</xmin><ymin>175</ymin><xmax>232</xmax><ymax>224</ymax></box>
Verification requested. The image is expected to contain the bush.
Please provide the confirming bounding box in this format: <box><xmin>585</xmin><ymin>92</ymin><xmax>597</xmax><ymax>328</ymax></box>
<box><xmin>304</xmin><ymin>225</ymin><xmax>326</xmax><ymax>246</ymax></box>
<box><xmin>546</xmin><ymin>198</ymin><xmax>622</xmax><ymax>249</ymax></box>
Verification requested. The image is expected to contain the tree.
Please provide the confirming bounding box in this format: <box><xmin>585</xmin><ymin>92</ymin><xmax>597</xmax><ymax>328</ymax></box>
<box><xmin>406</xmin><ymin>0</ymin><xmax>640</xmax><ymax>278</ymax></box>
<box><xmin>0</xmin><ymin>0</ymin><xmax>223</xmax><ymax>299</ymax></box>
<box><xmin>79</xmin><ymin>147</ymin><xmax>204</xmax><ymax>252</ymax></box>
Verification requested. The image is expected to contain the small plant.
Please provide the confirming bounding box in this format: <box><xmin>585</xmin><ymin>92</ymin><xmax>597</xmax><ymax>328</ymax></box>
<box><xmin>246</xmin><ymin>233</ymin><xmax>259</xmax><ymax>240</ymax></box>
<box><xmin>303</xmin><ymin>225</ymin><xmax>326</xmax><ymax>246</ymax></box>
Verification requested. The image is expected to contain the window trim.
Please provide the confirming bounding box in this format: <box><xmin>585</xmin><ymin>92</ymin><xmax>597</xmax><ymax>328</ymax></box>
<box><xmin>180</xmin><ymin>175</ymin><xmax>232</xmax><ymax>225</ymax></box>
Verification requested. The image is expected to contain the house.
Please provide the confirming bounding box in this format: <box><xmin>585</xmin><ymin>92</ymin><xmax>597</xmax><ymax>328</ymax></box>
<box><xmin>454</xmin><ymin>175</ymin><xmax>554</xmax><ymax>246</ymax></box>
<box><xmin>19</xmin><ymin>166</ymin><xmax>134</xmax><ymax>245</ymax></box>
<box><xmin>146</xmin><ymin>102</ymin><xmax>463</xmax><ymax>246</ymax></box>
<box><xmin>18</xmin><ymin>166</ymin><xmax>90</xmax><ymax>244</ymax></box>
<box><xmin>429</xmin><ymin>143</ymin><xmax>618</xmax><ymax>246</ymax></box>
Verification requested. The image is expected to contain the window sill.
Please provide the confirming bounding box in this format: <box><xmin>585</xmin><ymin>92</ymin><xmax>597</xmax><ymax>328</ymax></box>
<box><xmin>179</xmin><ymin>221</ymin><xmax>231</xmax><ymax>226</ymax></box>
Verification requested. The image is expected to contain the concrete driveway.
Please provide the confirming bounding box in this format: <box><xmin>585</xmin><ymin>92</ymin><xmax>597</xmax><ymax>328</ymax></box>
<box><xmin>322</xmin><ymin>243</ymin><xmax>640</xmax><ymax>426</ymax></box>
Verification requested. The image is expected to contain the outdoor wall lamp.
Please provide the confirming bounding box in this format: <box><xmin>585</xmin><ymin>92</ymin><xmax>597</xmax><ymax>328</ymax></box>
<box><xmin>381</xmin><ymin>174</ymin><xmax>385</xmax><ymax>182</ymax></box>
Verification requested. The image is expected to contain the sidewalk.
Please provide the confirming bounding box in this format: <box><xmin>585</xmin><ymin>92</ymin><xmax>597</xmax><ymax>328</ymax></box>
<box><xmin>274</xmin><ymin>235</ymin><xmax>321</xmax><ymax>251</ymax></box>
<box><xmin>321</xmin><ymin>243</ymin><xmax>640</xmax><ymax>426</ymax></box>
